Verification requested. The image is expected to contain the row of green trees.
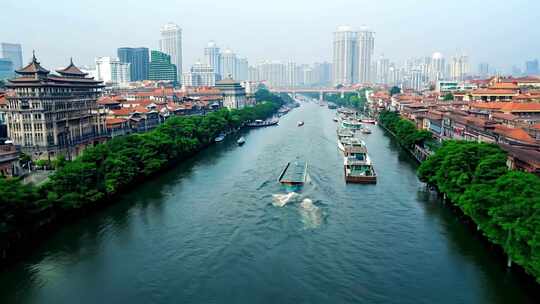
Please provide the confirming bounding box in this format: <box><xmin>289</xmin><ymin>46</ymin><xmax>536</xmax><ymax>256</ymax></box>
<box><xmin>418</xmin><ymin>141</ymin><xmax>540</xmax><ymax>282</ymax></box>
<box><xmin>378</xmin><ymin>110</ymin><xmax>433</xmax><ymax>149</ymax></box>
<box><xmin>325</xmin><ymin>89</ymin><xmax>369</xmax><ymax>109</ymax></box>
<box><xmin>0</xmin><ymin>89</ymin><xmax>286</xmax><ymax>261</ymax></box>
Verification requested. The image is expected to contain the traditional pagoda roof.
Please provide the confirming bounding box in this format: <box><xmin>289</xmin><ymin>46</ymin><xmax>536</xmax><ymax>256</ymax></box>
<box><xmin>16</xmin><ymin>52</ymin><xmax>49</xmax><ymax>76</ymax></box>
<box><xmin>56</xmin><ymin>58</ymin><xmax>88</xmax><ymax>77</ymax></box>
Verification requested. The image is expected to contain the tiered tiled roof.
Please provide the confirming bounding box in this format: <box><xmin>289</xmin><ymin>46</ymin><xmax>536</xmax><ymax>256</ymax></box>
<box><xmin>493</xmin><ymin>125</ymin><xmax>536</xmax><ymax>143</ymax></box>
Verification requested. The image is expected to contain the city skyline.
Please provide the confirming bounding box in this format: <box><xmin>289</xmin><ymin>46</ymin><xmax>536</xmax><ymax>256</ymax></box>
<box><xmin>2</xmin><ymin>0</ymin><xmax>539</xmax><ymax>72</ymax></box>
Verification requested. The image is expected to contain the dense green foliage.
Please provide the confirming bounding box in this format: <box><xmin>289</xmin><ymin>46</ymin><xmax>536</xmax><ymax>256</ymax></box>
<box><xmin>378</xmin><ymin>110</ymin><xmax>432</xmax><ymax>148</ymax></box>
<box><xmin>0</xmin><ymin>89</ymin><xmax>286</xmax><ymax>258</ymax></box>
<box><xmin>443</xmin><ymin>93</ymin><xmax>454</xmax><ymax>101</ymax></box>
<box><xmin>324</xmin><ymin>89</ymin><xmax>368</xmax><ymax>110</ymax></box>
<box><xmin>418</xmin><ymin>141</ymin><xmax>540</xmax><ymax>282</ymax></box>
<box><xmin>389</xmin><ymin>86</ymin><xmax>401</xmax><ymax>96</ymax></box>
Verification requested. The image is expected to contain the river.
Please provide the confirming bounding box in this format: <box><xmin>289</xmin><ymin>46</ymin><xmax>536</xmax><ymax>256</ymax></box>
<box><xmin>0</xmin><ymin>102</ymin><xmax>538</xmax><ymax>303</ymax></box>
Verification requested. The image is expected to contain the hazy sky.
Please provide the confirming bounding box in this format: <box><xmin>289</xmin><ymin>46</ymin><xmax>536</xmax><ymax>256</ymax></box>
<box><xmin>2</xmin><ymin>0</ymin><xmax>539</xmax><ymax>72</ymax></box>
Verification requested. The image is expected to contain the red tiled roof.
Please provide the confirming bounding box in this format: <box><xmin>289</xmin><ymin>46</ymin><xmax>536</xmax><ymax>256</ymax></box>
<box><xmin>491</xmin><ymin>112</ymin><xmax>518</xmax><ymax>121</ymax></box>
<box><xmin>111</xmin><ymin>108</ymin><xmax>133</xmax><ymax>116</ymax></box>
<box><xmin>493</xmin><ymin>125</ymin><xmax>536</xmax><ymax>143</ymax></box>
<box><xmin>489</xmin><ymin>82</ymin><xmax>519</xmax><ymax>90</ymax></box>
<box><xmin>106</xmin><ymin>118</ymin><xmax>128</xmax><ymax>126</ymax></box>
<box><xmin>471</xmin><ymin>89</ymin><xmax>518</xmax><ymax>95</ymax></box>
<box><xmin>470</xmin><ymin>102</ymin><xmax>508</xmax><ymax>110</ymax></box>
<box><xmin>97</xmin><ymin>96</ymin><xmax>121</xmax><ymax>105</ymax></box>
<box><xmin>500</xmin><ymin>102</ymin><xmax>540</xmax><ymax>113</ymax></box>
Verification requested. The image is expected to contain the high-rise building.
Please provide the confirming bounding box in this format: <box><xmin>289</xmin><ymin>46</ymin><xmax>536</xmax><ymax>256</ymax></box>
<box><xmin>204</xmin><ymin>41</ymin><xmax>221</xmax><ymax>78</ymax></box>
<box><xmin>236</xmin><ymin>58</ymin><xmax>249</xmax><ymax>81</ymax></box>
<box><xmin>159</xmin><ymin>23</ymin><xmax>183</xmax><ymax>81</ymax></box>
<box><xmin>248</xmin><ymin>66</ymin><xmax>259</xmax><ymax>82</ymax></box>
<box><xmin>478</xmin><ymin>63</ymin><xmax>490</xmax><ymax>77</ymax></box>
<box><xmin>220</xmin><ymin>48</ymin><xmax>237</xmax><ymax>80</ymax></box>
<box><xmin>0</xmin><ymin>58</ymin><xmax>14</xmax><ymax>80</ymax></box>
<box><xmin>450</xmin><ymin>55</ymin><xmax>469</xmax><ymax>81</ymax></box>
<box><xmin>0</xmin><ymin>43</ymin><xmax>23</xmax><ymax>70</ymax></box>
<box><xmin>257</xmin><ymin>61</ymin><xmax>287</xmax><ymax>88</ymax></box>
<box><xmin>525</xmin><ymin>59</ymin><xmax>539</xmax><ymax>75</ymax></box>
<box><xmin>286</xmin><ymin>61</ymin><xmax>297</xmax><ymax>87</ymax></box>
<box><xmin>95</xmin><ymin>57</ymin><xmax>131</xmax><ymax>87</ymax></box>
<box><xmin>333</xmin><ymin>25</ymin><xmax>358</xmax><ymax>86</ymax></box>
<box><xmin>182</xmin><ymin>61</ymin><xmax>215</xmax><ymax>87</ymax></box>
<box><xmin>430</xmin><ymin>52</ymin><xmax>446</xmax><ymax>82</ymax></box>
<box><xmin>376</xmin><ymin>56</ymin><xmax>390</xmax><ymax>84</ymax></box>
<box><xmin>117</xmin><ymin>47</ymin><xmax>149</xmax><ymax>81</ymax></box>
<box><xmin>357</xmin><ymin>28</ymin><xmax>375</xmax><ymax>83</ymax></box>
<box><xmin>313</xmin><ymin>62</ymin><xmax>332</xmax><ymax>86</ymax></box>
<box><xmin>148</xmin><ymin>50</ymin><xmax>177</xmax><ymax>83</ymax></box>
<box><xmin>5</xmin><ymin>54</ymin><xmax>105</xmax><ymax>159</ymax></box>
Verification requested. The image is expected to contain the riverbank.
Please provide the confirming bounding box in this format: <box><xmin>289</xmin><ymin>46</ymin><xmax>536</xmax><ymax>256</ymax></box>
<box><xmin>378</xmin><ymin>111</ymin><xmax>540</xmax><ymax>284</ymax></box>
<box><xmin>0</xmin><ymin>89</ymin><xmax>288</xmax><ymax>266</ymax></box>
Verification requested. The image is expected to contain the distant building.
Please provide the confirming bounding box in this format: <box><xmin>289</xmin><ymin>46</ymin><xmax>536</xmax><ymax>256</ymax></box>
<box><xmin>236</xmin><ymin>57</ymin><xmax>249</xmax><ymax>81</ymax></box>
<box><xmin>204</xmin><ymin>41</ymin><xmax>221</xmax><ymax>78</ymax></box>
<box><xmin>357</xmin><ymin>28</ymin><xmax>375</xmax><ymax>83</ymax></box>
<box><xmin>333</xmin><ymin>25</ymin><xmax>358</xmax><ymax>86</ymax></box>
<box><xmin>525</xmin><ymin>59</ymin><xmax>539</xmax><ymax>76</ymax></box>
<box><xmin>376</xmin><ymin>56</ymin><xmax>390</xmax><ymax>84</ymax></box>
<box><xmin>5</xmin><ymin>55</ymin><xmax>105</xmax><ymax>159</ymax></box>
<box><xmin>220</xmin><ymin>49</ymin><xmax>237</xmax><ymax>80</ymax></box>
<box><xmin>0</xmin><ymin>58</ymin><xmax>13</xmax><ymax>80</ymax></box>
<box><xmin>216</xmin><ymin>76</ymin><xmax>246</xmax><ymax>109</ymax></box>
<box><xmin>478</xmin><ymin>63</ymin><xmax>490</xmax><ymax>77</ymax></box>
<box><xmin>159</xmin><ymin>23</ymin><xmax>183</xmax><ymax>81</ymax></box>
<box><xmin>0</xmin><ymin>43</ymin><xmax>23</xmax><ymax>70</ymax></box>
<box><xmin>182</xmin><ymin>61</ymin><xmax>215</xmax><ymax>87</ymax></box>
<box><xmin>95</xmin><ymin>57</ymin><xmax>131</xmax><ymax>87</ymax></box>
<box><xmin>117</xmin><ymin>47</ymin><xmax>149</xmax><ymax>81</ymax></box>
<box><xmin>148</xmin><ymin>50</ymin><xmax>177</xmax><ymax>83</ymax></box>
<box><xmin>450</xmin><ymin>55</ymin><xmax>469</xmax><ymax>81</ymax></box>
<box><xmin>430</xmin><ymin>52</ymin><xmax>446</xmax><ymax>82</ymax></box>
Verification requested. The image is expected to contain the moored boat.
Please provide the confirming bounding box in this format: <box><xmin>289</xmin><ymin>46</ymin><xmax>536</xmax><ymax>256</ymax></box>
<box><xmin>215</xmin><ymin>133</ymin><xmax>226</xmax><ymax>142</ymax></box>
<box><xmin>361</xmin><ymin>119</ymin><xmax>377</xmax><ymax>124</ymax></box>
<box><xmin>237</xmin><ymin>137</ymin><xmax>246</xmax><ymax>145</ymax></box>
<box><xmin>297</xmin><ymin>121</ymin><xmax>304</xmax><ymax>127</ymax></box>
<box><xmin>361</xmin><ymin>127</ymin><xmax>372</xmax><ymax>134</ymax></box>
<box><xmin>343</xmin><ymin>143</ymin><xmax>376</xmax><ymax>184</ymax></box>
<box><xmin>246</xmin><ymin>118</ymin><xmax>279</xmax><ymax>128</ymax></box>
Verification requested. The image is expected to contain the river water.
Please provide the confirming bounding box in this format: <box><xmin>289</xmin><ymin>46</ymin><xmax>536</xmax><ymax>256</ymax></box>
<box><xmin>0</xmin><ymin>102</ymin><xmax>538</xmax><ymax>303</ymax></box>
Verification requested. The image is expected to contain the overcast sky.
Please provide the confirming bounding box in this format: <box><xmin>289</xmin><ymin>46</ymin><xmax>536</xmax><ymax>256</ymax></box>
<box><xmin>2</xmin><ymin>0</ymin><xmax>539</xmax><ymax>73</ymax></box>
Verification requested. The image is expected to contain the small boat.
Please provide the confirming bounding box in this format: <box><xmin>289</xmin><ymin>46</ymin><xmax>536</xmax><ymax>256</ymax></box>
<box><xmin>332</xmin><ymin>117</ymin><xmax>338</xmax><ymax>122</ymax></box>
<box><xmin>215</xmin><ymin>134</ymin><xmax>226</xmax><ymax>142</ymax></box>
<box><xmin>361</xmin><ymin>119</ymin><xmax>377</xmax><ymax>124</ymax></box>
<box><xmin>246</xmin><ymin>118</ymin><xmax>279</xmax><ymax>128</ymax></box>
<box><xmin>361</xmin><ymin>127</ymin><xmax>372</xmax><ymax>134</ymax></box>
<box><xmin>297</xmin><ymin>121</ymin><xmax>304</xmax><ymax>127</ymax></box>
<box><xmin>237</xmin><ymin>137</ymin><xmax>246</xmax><ymax>145</ymax></box>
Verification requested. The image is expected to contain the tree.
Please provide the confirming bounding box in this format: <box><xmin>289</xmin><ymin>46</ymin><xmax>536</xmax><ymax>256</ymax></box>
<box><xmin>443</xmin><ymin>93</ymin><xmax>454</xmax><ymax>101</ymax></box>
<box><xmin>389</xmin><ymin>86</ymin><xmax>401</xmax><ymax>96</ymax></box>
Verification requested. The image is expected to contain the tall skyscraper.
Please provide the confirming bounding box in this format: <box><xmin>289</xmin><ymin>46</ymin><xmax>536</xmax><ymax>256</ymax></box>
<box><xmin>220</xmin><ymin>48</ymin><xmax>237</xmax><ymax>79</ymax></box>
<box><xmin>450</xmin><ymin>55</ymin><xmax>469</xmax><ymax>81</ymax></box>
<box><xmin>182</xmin><ymin>61</ymin><xmax>215</xmax><ymax>87</ymax></box>
<box><xmin>525</xmin><ymin>59</ymin><xmax>539</xmax><ymax>75</ymax></box>
<box><xmin>117</xmin><ymin>47</ymin><xmax>149</xmax><ymax>81</ymax></box>
<box><xmin>333</xmin><ymin>25</ymin><xmax>358</xmax><ymax>86</ymax></box>
<box><xmin>0</xmin><ymin>43</ymin><xmax>23</xmax><ymax>70</ymax></box>
<box><xmin>159</xmin><ymin>23</ymin><xmax>183</xmax><ymax>81</ymax></box>
<box><xmin>149</xmin><ymin>50</ymin><xmax>177</xmax><ymax>83</ymax></box>
<box><xmin>204</xmin><ymin>41</ymin><xmax>221</xmax><ymax>78</ymax></box>
<box><xmin>357</xmin><ymin>28</ymin><xmax>375</xmax><ymax>83</ymax></box>
<box><xmin>430</xmin><ymin>52</ymin><xmax>446</xmax><ymax>82</ymax></box>
<box><xmin>286</xmin><ymin>61</ymin><xmax>297</xmax><ymax>87</ymax></box>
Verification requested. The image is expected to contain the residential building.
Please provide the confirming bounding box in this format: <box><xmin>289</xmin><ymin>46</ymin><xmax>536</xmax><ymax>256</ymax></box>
<box><xmin>333</xmin><ymin>25</ymin><xmax>358</xmax><ymax>86</ymax></box>
<box><xmin>148</xmin><ymin>50</ymin><xmax>177</xmax><ymax>83</ymax></box>
<box><xmin>0</xmin><ymin>43</ymin><xmax>23</xmax><ymax>70</ymax></box>
<box><xmin>182</xmin><ymin>61</ymin><xmax>215</xmax><ymax>87</ymax></box>
<box><xmin>216</xmin><ymin>76</ymin><xmax>246</xmax><ymax>109</ymax></box>
<box><xmin>450</xmin><ymin>55</ymin><xmax>469</xmax><ymax>81</ymax></box>
<box><xmin>376</xmin><ymin>56</ymin><xmax>390</xmax><ymax>85</ymax></box>
<box><xmin>117</xmin><ymin>47</ymin><xmax>149</xmax><ymax>81</ymax></box>
<box><xmin>159</xmin><ymin>23</ymin><xmax>183</xmax><ymax>81</ymax></box>
<box><xmin>357</xmin><ymin>27</ymin><xmax>375</xmax><ymax>83</ymax></box>
<box><xmin>430</xmin><ymin>52</ymin><xmax>446</xmax><ymax>83</ymax></box>
<box><xmin>204</xmin><ymin>41</ymin><xmax>221</xmax><ymax>78</ymax></box>
<box><xmin>95</xmin><ymin>57</ymin><xmax>131</xmax><ymax>87</ymax></box>
<box><xmin>236</xmin><ymin>58</ymin><xmax>249</xmax><ymax>81</ymax></box>
<box><xmin>220</xmin><ymin>48</ymin><xmax>237</xmax><ymax>80</ymax></box>
<box><xmin>478</xmin><ymin>63</ymin><xmax>490</xmax><ymax>77</ymax></box>
<box><xmin>5</xmin><ymin>55</ymin><xmax>106</xmax><ymax>159</ymax></box>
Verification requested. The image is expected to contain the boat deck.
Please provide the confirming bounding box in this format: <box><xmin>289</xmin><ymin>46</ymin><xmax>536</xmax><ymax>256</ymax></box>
<box><xmin>278</xmin><ymin>161</ymin><xmax>307</xmax><ymax>185</ymax></box>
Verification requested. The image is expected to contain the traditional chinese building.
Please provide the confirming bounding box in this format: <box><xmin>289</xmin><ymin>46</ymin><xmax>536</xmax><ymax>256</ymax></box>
<box><xmin>5</xmin><ymin>54</ymin><xmax>106</xmax><ymax>159</ymax></box>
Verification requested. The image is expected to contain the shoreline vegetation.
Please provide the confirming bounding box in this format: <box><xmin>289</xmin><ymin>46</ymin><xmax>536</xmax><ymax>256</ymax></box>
<box><xmin>378</xmin><ymin>110</ymin><xmax>540</xmax><ymax>284</ymax></box>
<box><xmin>0</xmin><ymin>89</ymin><xmax>289</xmax><ymax>265</ymax></box>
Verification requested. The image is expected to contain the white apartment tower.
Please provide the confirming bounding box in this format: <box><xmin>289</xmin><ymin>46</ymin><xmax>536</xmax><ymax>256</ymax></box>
<box><xmin>95</xmin><ymin>57</ymin><xmax>130</xmax><ymax>87</ymax></box>
<box><xmin>430</xmin><ymin>52</ymin><xmax>446</xmax><ymax>83</ymax></box>
<box><xmin>333</xmin><ymin>26</ymin><xmax>358</xmax><ymax>86</ymax></box>
<box><xmin>159</xmin><ymin>23</ymin><xmax>183</xmax><ymax>81</ymax></box>
<box><xmin>220</xmin><ymin>48</ymin><xmax>237</xmax><ymax>80</ymax></box>
<box><xmin>450</xmin><ymin>55</ymin><xmax>469</xmax><ymax>81</ymax></box>
<box><xmin>357</xmin><ymin>27</ymin><xmax>375</xmax><ymax>83</ymax></box>
<box><xmin>205</xmin><ymin>41</ymin><xmax>221</xmax><ymax>78</ymax></box>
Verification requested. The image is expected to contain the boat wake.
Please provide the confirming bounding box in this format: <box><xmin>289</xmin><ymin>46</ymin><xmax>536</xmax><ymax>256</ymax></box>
<box><xmin>299</xmin><ymin>198</ymin><xmax>323</xmax><ymax>229</ymax></box>
<box><xmin>272</xmin><ymin>192</ymin><xmax>300</xmax><ymax>207</ymax></box>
